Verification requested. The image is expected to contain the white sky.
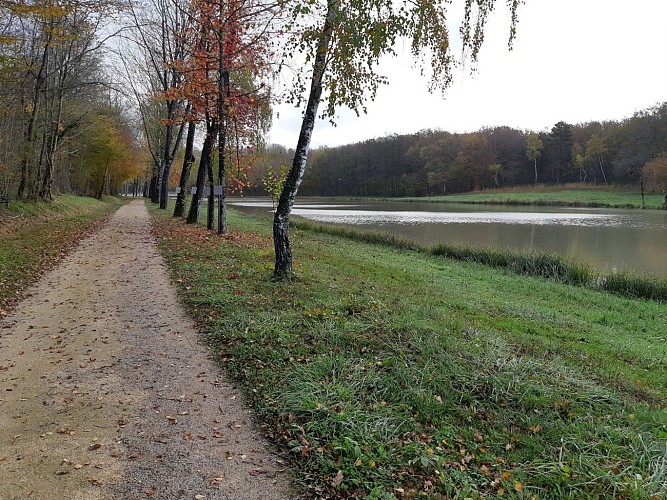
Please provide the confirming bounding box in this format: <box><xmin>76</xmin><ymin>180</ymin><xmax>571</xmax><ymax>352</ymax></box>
<box><xmin>268</xmin><ymin>0</ymin><xmax>667</xmax><ymax>148</ymax></box>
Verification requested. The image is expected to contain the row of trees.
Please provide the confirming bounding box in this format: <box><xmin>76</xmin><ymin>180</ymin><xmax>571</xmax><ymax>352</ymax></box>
<box><xmin>249</xmin><ymin>102</ymin><xmax>667</xmax><ymax>198</ymax></box>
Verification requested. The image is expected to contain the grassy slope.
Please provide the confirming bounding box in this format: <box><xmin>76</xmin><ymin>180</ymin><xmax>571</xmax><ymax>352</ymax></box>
<box><xmin>151</xmin><ymin>207</ymin><xmax>666</xmax><ymax>499</ymax></box>
<box><xmin>0</xmin><ymin>195</ymin><xmax>124</xmax><ymax>316</ymax></box>
<box><xmin>397</xmin><ymin>187</ymin><xmax>665</xmax><ymax>209</ymax></box>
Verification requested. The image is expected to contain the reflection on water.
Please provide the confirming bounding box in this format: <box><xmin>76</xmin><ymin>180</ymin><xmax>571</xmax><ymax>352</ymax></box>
<box><xmin>229</xmin><ymin>198</ymin><xmax>667</xmax><ymax>276</ymax></box>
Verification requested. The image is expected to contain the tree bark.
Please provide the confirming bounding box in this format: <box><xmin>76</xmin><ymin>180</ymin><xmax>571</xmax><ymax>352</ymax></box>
<box><xmin>149</xmin><ymin>163</ymin><xmax>160</xmax><ymax>202</ymax></box>
<box><xmin>159</xmin><ymin>116</ymin><xmax>187</xmax><ymax>209</ymax></box>
<box><xmin>207</xmin><ymin>151</ymin><xmax>215</xmax><ymax>231</ymax></box>
<box><xmin>174</xmin><ymin>121</ymin><xmax>196</xmax><ymax>217</ymax></box>
<box><xmin>216</xmin><ymin>64</ymin><xmax>230</xmax><ymax>235</ymax></box>
<box><xmin>187</xmin><ymin>121</ymin><xmax>218</xmax><ymax>224</ymax></box>
<box><xmin>273</xmin><ymin>0</ymin><xmax>338</xmax><ymax>278</ymax></box>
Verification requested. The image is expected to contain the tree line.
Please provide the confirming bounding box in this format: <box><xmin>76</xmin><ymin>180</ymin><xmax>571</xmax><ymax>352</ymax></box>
<box><xmin>248</xmin><ymin>102</ymin><xmax>667</xmax><ymax>198</ymax></box>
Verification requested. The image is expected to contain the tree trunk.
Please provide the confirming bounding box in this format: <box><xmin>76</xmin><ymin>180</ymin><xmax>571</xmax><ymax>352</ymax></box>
<box><xmin>273</xmin><ymin>0</ymin><xmax>338</xmax><ymax>278</ymax></box>
<box><xmin>149</xmin><ymin>163</ymin><xmax>160</xmax><ymax>202</ymax></box>
<box><xmin>18</xmin><ymin>35</ymin><xmax>50</xmax><ymax>200</ymax></box>
<box><xmin>159</xmin><ymin>117</ymin><xmax>187</xmax><ymax>210</ymax></box>
<box><xmin>533</xmin><ymin>158</ymin><xmax>538</xmax><ymax>184</ymax></box>
<box><xmin>207</xmin><ymin>154</ymin><xmax>214</xmax><ymax>231</ymax></box>
<box><xmin>598</xmin><ymin>157</ymin><xmax>607</xmax><ymax>184</ymax></box>
<box><xmin>187</xmin><ymin>121</ymin><xmax>218</xmax><ymax>224</ymax></box>
<box><xmin>217</xmin><ymin>66</ymin><xmax>231</xmax><ymax>235</ymax></box>
<box><xmin>97</xmin><ymin>161</ymin><xmax>109</xmax><ymax>199</ymax></box>
<box><xmin>174</xmin><ymin>121</ymin><xmax>196</xmax><ymax>217</ymax></box>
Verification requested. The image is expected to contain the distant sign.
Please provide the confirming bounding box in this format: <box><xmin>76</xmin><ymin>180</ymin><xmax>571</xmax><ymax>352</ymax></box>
<box><xmin>214</xmin><ymin>185</ymin><xmax>224</xmax><ymax>196</ymax></box>
<box><xmin>175</xmin><ymin>187</ymin><xmax>181</xmax><ymax>194</ymax></box>
<box><xmin>191</xmin><ymin>187</ymin><xmax>197</xmax><ymax>194</ymax></box>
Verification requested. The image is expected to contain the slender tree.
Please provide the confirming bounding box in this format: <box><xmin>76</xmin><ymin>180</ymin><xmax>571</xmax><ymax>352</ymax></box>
<box><xmin>526</xmin><ymin>132</ymin><xmax>543</xmax><ymax>184</ymax></box>
<box><xmin>273</xmin><ymin>0</ymin><xmax>522</xmax><ymax>277</ymax></box>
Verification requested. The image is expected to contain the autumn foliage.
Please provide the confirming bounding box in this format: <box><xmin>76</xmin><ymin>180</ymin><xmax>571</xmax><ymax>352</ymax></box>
<box><xmin>172</xmin><ymin>0</ymin><xmax>273</xmax><ymax>194</ymax></box>
<box><xmin>643</xmin><ymin>155</ymin><xmax>667</xmax><ymax>192</ymax></box>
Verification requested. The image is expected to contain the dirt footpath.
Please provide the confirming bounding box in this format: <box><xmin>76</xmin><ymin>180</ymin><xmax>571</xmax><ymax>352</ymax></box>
<box><xmin>0</xmin><ymin>201</ymin><xmax>291</xmax><ymax>499</ymax></box>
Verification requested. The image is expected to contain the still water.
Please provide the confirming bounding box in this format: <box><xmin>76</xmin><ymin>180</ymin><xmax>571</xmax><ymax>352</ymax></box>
<box><xmin>229</xmin><ymin>198</ymin><xmax>667</xmax><ymax>276</ymax></box>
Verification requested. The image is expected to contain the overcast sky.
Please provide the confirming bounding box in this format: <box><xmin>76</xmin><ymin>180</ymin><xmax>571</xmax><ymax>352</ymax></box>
<box><xmin>268</xmin><ymin>0</ymin><xmax>667</xmax><ymax>149</ymax></box>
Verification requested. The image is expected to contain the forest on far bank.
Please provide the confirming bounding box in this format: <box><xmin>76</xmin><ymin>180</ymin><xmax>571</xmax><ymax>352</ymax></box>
<box><xmin>248</xmin><ymin>102</ymin><xmax>667</xmax><ymax>197</ymax></box>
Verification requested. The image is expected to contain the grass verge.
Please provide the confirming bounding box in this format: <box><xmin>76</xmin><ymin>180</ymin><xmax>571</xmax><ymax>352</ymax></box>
<box><xmin>0</xmin><ymin>195</ymin><xmax>125</xmax><ymax>316</ymax></box>
<box><xmin>396</xmin><ymin>186</ymin><xmax>665</xmax><ymax>210</ymax></box>
<box><xmin>151</xmin><ymin>205</ymin><xmax>667</xmax><ymax>499</ymax></box>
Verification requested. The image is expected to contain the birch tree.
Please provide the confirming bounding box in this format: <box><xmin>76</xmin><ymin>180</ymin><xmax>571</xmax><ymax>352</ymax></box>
<box><xmin>273</xmin><ymin>0</ymin><xmax>523</xmax><ymax>277</ymax></box>
<box><xmin>526</xmin><ymin>131</ymin><xmax>543</xmax><ymax>184</ymax></box>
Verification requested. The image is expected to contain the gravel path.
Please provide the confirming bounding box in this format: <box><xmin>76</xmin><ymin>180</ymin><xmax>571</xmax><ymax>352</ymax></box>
<box><xmin>0</xmin><ymin>200</ymin><xmax>292</xmax><ymax>499</ymax></box>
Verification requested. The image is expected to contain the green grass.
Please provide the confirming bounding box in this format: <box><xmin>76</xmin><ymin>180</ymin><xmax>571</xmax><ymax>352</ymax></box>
<box><xmin>396</xmin><ymin>186</ymin><xmax>666</xmax><ymax>209</ymax></box>
<box><xmin>0</xmin><ymin>195</ymin><xmax>125</xmax><ymax>315</ymax></box>
<box><xmin>289</xmin><ymin>218</ymin><xmax>667</xmax><ymax>302</ymax></box>
<box><xmin>152</xmin><ymin>205</ymin><xmax>667</xmax><ymax>499</ymax></box>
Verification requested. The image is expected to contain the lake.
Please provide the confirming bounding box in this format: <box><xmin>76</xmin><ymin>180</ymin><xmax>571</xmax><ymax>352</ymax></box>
<box><xmin>228</xmin><ymin>198</ymin><xmax>667</xmax><ymax>276</ymax></box>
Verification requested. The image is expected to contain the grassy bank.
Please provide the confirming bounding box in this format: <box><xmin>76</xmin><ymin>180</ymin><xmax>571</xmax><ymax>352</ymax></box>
<box><xmin>397</xmin><ymin>186</ymin><xmax>665</xmax><ymax>209</ymax></box>
<box><xmin>289</xmin><ymin>219</ymin><xmax>667</xmax><ymax>302</ymax></box>
<box><xmin>152</xmin><ymin>206</ymin><xmax>666</xmax><ymax>499</ymax></box>
<box><xmin>0</xmin><ymin>195</ymin><xmax>125</xmax><ymax>316</ymax></box>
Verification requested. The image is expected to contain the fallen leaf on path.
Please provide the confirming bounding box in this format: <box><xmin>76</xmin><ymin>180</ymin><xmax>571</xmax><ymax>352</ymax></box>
<box><xmin>332</xmin><ymin>470</ymin><xmax>344</xmax><ymax>487</ymax></box>
<box><xmin>88</xmin><ymin>443</ymin><xmax>102</xmax><ymax>451</ymax></box>
<box><xmin>209</xmin><ymin>476</ymin><xmax>224</xmax><ymax>485</ymax></box>
<box><xmin>144</xmin><ymin>488</ymin><xmax>157</xmax><ymax>496</ymax></box>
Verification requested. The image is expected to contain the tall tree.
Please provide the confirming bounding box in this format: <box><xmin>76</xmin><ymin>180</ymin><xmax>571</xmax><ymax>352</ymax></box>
<box><xmin>544</xmin><ymin>121</ymin><xmax>573</xmax><ymax>183</ymax></box>
<box><xmin>273</xmin><ymin>0</ymin><xmax>522</xmax><ymax>277</ymax></box>
<box><xmin>526</xmin><ymin>131</ymin><xmax>543</xmax><ymax>184</ymax></box>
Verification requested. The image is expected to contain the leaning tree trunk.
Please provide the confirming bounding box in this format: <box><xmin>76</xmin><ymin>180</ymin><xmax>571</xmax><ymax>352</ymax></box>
<box><xmin>159</xmin><ymin>117</ymin><xmax>187</xmax><ymax>210</ymax></box>
<box><xmin>174</xmin><ymin>121</ymin><xmax>196</xmax><ymax>217</ymax></box>
<box><xmin>273</xmin><ymin>0</ymin><xmax>338</xmax><ymax>278</ymax></box>
<box><xmin>598</xmin><ymin>157</ymin><xmax>608</xmax><ymax>184</ymax></box>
